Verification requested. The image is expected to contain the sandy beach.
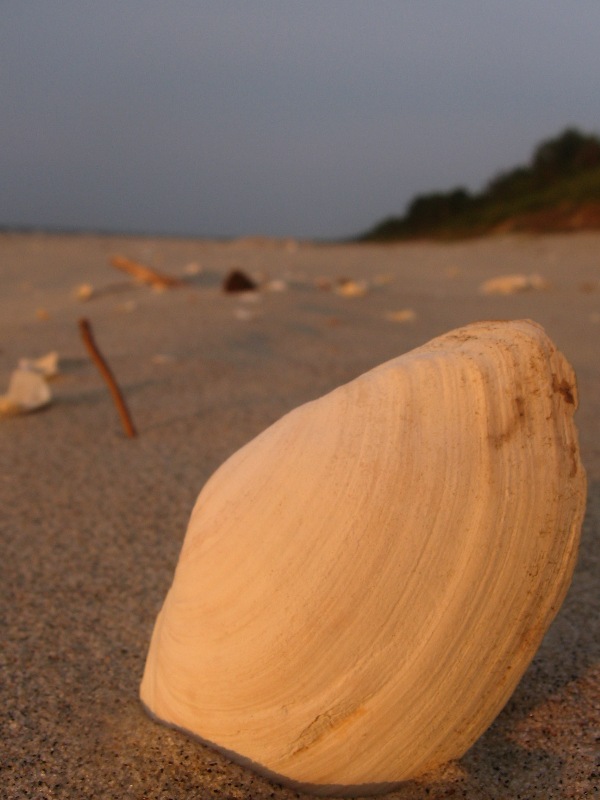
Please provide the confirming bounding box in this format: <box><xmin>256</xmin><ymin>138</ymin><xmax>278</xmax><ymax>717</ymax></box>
<box><xmin>1</xmin><ymin>230</ymin><xmax>598</xmax><ymax>799</ymax></box>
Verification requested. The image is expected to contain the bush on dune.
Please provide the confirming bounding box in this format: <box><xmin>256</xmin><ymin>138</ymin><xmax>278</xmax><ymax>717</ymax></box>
<box><xmin>360</xmin><ymin>128</ymin><xmax>600</xmax><ymax>241</ymax></box>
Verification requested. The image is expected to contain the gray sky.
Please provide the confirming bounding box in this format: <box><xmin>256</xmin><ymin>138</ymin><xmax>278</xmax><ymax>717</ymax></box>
<box><xmin>2</xmin><ymin>2</ymin><xmax>600</xmax><ymax>240</ymax></box>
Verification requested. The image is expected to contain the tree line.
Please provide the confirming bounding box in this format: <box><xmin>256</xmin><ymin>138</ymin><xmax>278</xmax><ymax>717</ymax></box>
<box><xmin>360</xmin><ymin>128</ymin><xmax>600</xmax><ymax>240</ymax></box>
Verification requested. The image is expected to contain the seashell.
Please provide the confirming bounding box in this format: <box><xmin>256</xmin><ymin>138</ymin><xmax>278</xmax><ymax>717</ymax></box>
<box><xmin>479</xmin><ymin>273</ymin><xmax>548</xmax><ymax>295</ymax></box>
<box><xmin>233</xmin><ymin>306</ymin><xmax>260</xmax><ymax>322</ymax></box>
<box><xmin>264</xmin><ymin>278</ymin><xmax>289</xmax><ymax>292</ymax></box>
<box><xmin>0</xmin><ymin>368</ymin><xmax>52</xmax><ymax>416</ymax></box>
<box><xmin>384</xmin><ymin>308</ymin><xmax>417</xmax><ymax>323</ymax></box>
<box><xmin>334</xmin><ymin>278</ymin><xmax>369</xmax><ymax>297</ymax></box>
<box><xmin>18</xmin><ymin>351</ymin><xmax>59</xmax><ymax>378</ymax></box>
<box><xmin>73</xmin><ymin>283</ymin><xmax>95</xmax><ymax>301</ymax></box>
<box><xmin>140</xmin><ymin>319</ymin><xmax>586</xmax><ymax>796</ymax></box>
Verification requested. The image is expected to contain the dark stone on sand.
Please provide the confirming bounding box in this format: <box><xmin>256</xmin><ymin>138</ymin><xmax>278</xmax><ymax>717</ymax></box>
<box><xmin>223</xmin><ymin>269</ymin><xmax>257</xmax><ymax>293</ymax></box>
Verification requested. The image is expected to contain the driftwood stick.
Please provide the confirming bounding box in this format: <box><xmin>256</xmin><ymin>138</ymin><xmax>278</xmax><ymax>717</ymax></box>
<box><xmin>78</xmin><ymin>318</ymin><xmax>137</xmax><ymax>438</ymax></box>
<box><xmin>109</xmin><ymin>255</ymin><xmax>185</xmax><ymax>289</ymax></box>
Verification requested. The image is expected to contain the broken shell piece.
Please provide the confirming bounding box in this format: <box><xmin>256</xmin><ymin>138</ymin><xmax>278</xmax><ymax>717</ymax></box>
<box><xmin>334</xmin><ymin>278</ymin><xmax>369</xmax><ymax>297</ymax></box>
<box><xmin>385</xmin><ymin>308</ymin><xmax>417</xmax><ymax>323</ymax></box>
<box><xmin>264</xmin><ymin>278</ymin><xmax>289</xmax><ymax>292</ymax></box>
<box><xmin>74</xmin><ymin>283</ymin><xmax>95</xmax><ymax>301</ymax></box>
<box><xmin>0</xmin><ymin>368</ymin><xmax>52</xmax><ymax>416</ymax></box>
<box><xmin>238</xmin><ymin>291</ymin><xmax>261</xmax><ymax>305</ymax></box>
<box><xmin>479</xmin><ymin>273</ymin><xmax>548</xmax><ymax>295</ymax></box>
<box><xmin>233</xmin><ymin>307</ymin><xmax>260</xmax><ymax>321</ymax></box>
<box><xmin>141</xmin><ymin>320</ymin><xmax>586</xmax><ymax>795</ymax></box>
<box><xmin>18</xmin><ymin>351</ymin><xmax>59</xmax><ymax>378</ymax></box>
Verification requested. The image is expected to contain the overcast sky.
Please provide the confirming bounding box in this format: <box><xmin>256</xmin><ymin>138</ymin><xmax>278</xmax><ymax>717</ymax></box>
<box><xmin>2</xmin><ymin>2</ymin><xmax>600</xmax><ymax>240</ymax></box>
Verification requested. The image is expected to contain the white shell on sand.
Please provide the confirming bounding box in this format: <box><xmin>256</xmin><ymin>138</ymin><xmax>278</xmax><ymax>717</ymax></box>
<box><xmin>479</xmin><ymin>273</ymin><xmax>548</xmax><ymax>295</ymax></box>
<box><xmin>18</xmin><ymin>351</ymin><xmax>59</xmax><ymax>378</ymax></box>
<box><xmin>384</xmin><ymin>308</ymin><xmax>417</xmax><ymax>323</ymax></box>
<box><xmin>334</xmin><ymin>278</ymin><xmax>369</xmax><ymax>297</ymax></box>
<box><xmin>0</xmin><ymin>368</ymin><xmax>52</xmax><ymax>416</ymax></box>
<box><xmin>140</xmin><ymin>320</ymin><xmax>586</xmax><ymax>796</ymax></box>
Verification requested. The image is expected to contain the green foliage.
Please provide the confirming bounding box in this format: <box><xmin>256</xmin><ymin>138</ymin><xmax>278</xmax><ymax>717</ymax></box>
<box><xmin>360</xmin><ymin>128</ymin><xmax>600</xmax><ymax>241</ymax></box>
<box><xmin>532</xmin><ymin>128</ymin><xmax>600</xmax><ymax>180</ymax></box>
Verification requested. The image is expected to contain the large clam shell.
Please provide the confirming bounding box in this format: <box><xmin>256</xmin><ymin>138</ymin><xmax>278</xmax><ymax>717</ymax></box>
<box><xmin>140</xmin><ymin>319</ymin><xmax>586</xmax><ymax>795</ymax></box>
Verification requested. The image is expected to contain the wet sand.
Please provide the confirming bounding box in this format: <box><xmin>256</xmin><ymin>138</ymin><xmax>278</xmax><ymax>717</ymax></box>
<box><xmin>1</xmin><ymin>231</ymin><xmax>598</xmax><ymax>799</ymax></box>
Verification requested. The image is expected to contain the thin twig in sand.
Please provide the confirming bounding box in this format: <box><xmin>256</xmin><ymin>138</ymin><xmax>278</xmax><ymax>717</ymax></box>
<box><xmin>78</xmin><ymin>318</ymin><xmax>137</xmax><ymax>438</ymax></box>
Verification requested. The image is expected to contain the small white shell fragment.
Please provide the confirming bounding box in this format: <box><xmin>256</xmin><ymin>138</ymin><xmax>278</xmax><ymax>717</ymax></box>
<box><xmin>141</xmin><ymin>319</ymin><xmax>586</xmax><ymax>795</ymax></box>
<box><xmin>264</xmin><ymin>278</ymin><xmax>289</xmax><ymax>292</ymax></box>
<box><xmin>74</xmin><ymin>283</ymin><xmax>95</xmax><ymax>301</ymax></box>
<box><xmin>18</xmin><ymin>351</ymin><xmax>59</xmax><ymax>378</ymax></box>
<box><xmin>479</xmin><ymin>273</ymin><xmax>548</xmax><ymax>295</ymax></box>
<box><xmin>233</xmin><ymin>307</ymin><xmax>260</xmax><ymax>321</ymax></box>
<box><xmin>334</xmin><ymin>279</ymin><xmax>369</xmax><ymax>297</ymax></box>
<box><xmin>385</xmin><ymin>308</ymin><xmax>417</xmax><ymax>323</ymax></box>
<box><xmin>0</xmin><ymin>368</ymin><xmax>52</xmax><ymax>416</ymax></box>
<box><xmin>237</xmin><ymin>291</ymin><xmax>261</xmax><ymax>304</ymax></box>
